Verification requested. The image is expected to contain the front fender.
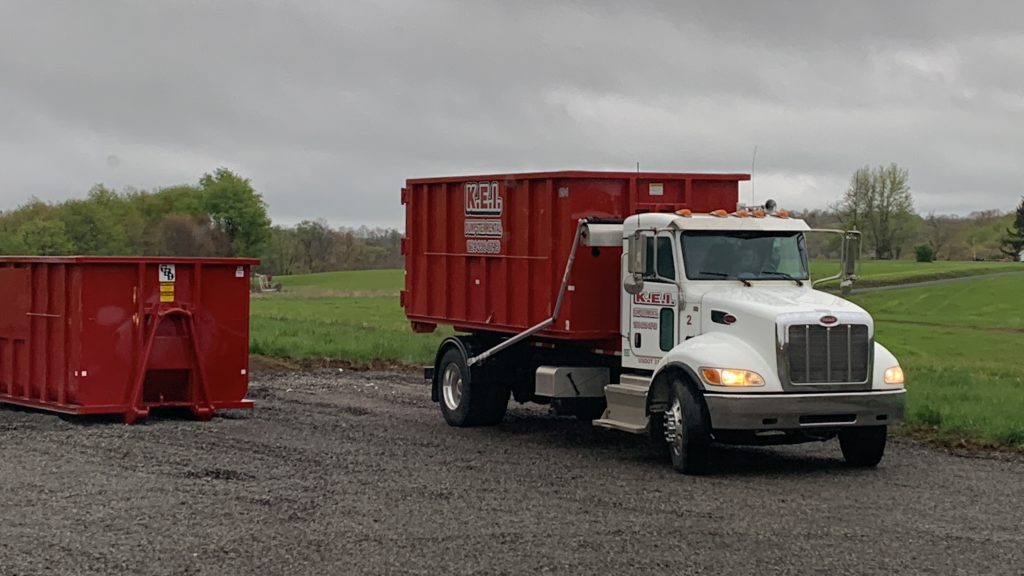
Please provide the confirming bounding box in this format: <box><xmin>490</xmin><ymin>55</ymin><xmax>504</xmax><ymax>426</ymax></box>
<box><xmin>655</xmin><ymin>332</ymin><xmax>784</xmax><ymax>393</ymax></box>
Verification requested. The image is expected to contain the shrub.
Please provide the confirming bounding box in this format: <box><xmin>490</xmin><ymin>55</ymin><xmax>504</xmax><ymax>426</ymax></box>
<box><xmin>914</xmin><ymin>244</ymin><xmax>935</xmax><ymax>262</ymax></box>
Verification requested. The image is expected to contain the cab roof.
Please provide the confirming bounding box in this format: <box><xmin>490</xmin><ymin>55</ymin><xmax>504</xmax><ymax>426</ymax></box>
<box><xmin>623</xmin><ymin>212</ymin><xmax>810</xmax><ymax>234</ymax></box>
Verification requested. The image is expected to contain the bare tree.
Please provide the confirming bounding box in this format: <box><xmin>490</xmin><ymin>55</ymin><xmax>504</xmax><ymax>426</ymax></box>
<box><xmin>836</xmin><ymin>164</ymin><xmax>916</xmax><ymax>259</ymax></box>
<box><xmin>923</xmin><ymin>212</ymin><xmax>955</xmax><ymax>260</ymax></box>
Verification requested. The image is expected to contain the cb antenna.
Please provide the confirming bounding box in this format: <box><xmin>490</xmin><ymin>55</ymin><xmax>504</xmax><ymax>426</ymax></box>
<box><xmin>750</xmin><ymin>145</ymin><xmax>758</xmax><ymax>206</ymax></box>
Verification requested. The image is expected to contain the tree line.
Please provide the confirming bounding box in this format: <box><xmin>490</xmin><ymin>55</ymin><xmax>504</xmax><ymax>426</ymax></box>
<box><xmin>1</xmin><ymin>166</ymin><xmax>1020</xmax><ymax>275</ymax></box>
<box><xmin>0</xmin><ymin>168</ymin><xmax>402</xmax><ymax>274</ymax></box>
<box><xmin>0</xmin><ymin>168</ymin><xmax>270</xmax><ymax>258</ymax></box>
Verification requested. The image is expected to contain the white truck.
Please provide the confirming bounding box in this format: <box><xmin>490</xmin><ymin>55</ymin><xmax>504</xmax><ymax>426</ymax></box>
<box><xmin>408</xmin><ymin>176</ymin><xmax>906</xmax><ymax>474</ymax></box>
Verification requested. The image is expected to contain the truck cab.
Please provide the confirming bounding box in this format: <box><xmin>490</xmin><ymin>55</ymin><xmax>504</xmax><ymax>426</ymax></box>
<box><xmin>588</xmin><ymin>209</ymin><xmax>906</xmax><ymax>472</ymax></box>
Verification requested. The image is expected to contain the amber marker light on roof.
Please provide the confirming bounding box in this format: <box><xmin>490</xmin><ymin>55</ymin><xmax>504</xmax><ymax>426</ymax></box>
<box><xmin>733</xmin><ymin>209</ymin><xmax>750</xmax><ymax>218</ymax></box>
<box><xmin>710</xmin><ymin>209</ymin><xmax>728</xmax><ymax>217</ymax></box>
<box><xmin>753</xmin><ymin>210</ymin><xmax>766</xmax><ymax>218</ymax></box>
<box><xmin>675</xmin><ymin>209</ymin><xmax>692</xmax><ymax>217</ymax></box>
<box><xmin>773</xmin><ymin>209</ymin><xmax>790</xmax><ymax>218</ymax></box>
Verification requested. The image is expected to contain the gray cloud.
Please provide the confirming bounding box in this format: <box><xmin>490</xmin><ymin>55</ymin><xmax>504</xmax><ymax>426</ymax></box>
<box><xmin>1</xmin><ymin>0</ymin><xmax>1022</xmax><ymax>228</ymax></box>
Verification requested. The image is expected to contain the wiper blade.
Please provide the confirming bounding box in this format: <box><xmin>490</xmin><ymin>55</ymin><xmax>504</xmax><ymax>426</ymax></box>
<box><xmin>699</xmin><ymin>271</ymin><xmax>751</xmax><ymax>287</ymax></box>
<box><xmin>759</xmin><ymin>270</ymin><xmax>805</xmax><ymax>286</ymax></box>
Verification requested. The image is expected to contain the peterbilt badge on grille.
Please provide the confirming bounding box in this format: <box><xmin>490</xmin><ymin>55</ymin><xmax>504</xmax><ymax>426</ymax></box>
<box><xmin>820</xmin><ymin>315</ymin><xmax>839</xmax><ymax>325</ymax></box>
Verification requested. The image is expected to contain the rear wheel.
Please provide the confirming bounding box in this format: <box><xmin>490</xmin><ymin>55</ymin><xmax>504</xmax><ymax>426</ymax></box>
<box><xmin>438</xmin><ymin>347</ymin><xmax>508</xmax><ymax>427</ymax></box>
<box><xmin>664</xmin><ymin>378</ymin><xmax>711</xmax><ymax>474</ymax></box>
<box><xmin>839</xmin><ymin>426</ymin><xmax>888</xmax><ymax>467</ymax></box>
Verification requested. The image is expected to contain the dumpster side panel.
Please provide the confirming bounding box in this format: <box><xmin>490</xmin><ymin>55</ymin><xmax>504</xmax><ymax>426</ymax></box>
<box><xmin>402</xmin><ymin>171</ymin><xmax>745</xmax><ymax>347</ymax></box>
<box><xmin>0</xmin><ymin>262</ymin><xmax>78</xmax><ymax>407</ymax></box>
<box><xmin>191</xmin><ymin>263</ymin><xmax>252</xmax><ymax>404</ymax></box>
<box><xmin>78</xmin><ymin>264</ymin><xmax>139</xmax><ymax>407</ymax></box>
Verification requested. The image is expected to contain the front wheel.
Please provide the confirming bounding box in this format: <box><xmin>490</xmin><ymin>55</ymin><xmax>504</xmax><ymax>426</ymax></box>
<box><xmin>839</xmin><ymin>426</ymin><xmax>888</xmax><ymax>467</ymax></box>
<box><xmin>664</xmin><ymin>379</ymin><xmax>711</xmax><ymax>474</ymax></box>
<box><xmin>438</xmin><ymin>348</ymin><xmax>508</xmax><ymax>427</ymax></box>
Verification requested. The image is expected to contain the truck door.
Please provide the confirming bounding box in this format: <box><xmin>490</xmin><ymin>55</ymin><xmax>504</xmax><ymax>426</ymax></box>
<box><xmin>628</xmin><ymin>233</ymin><xmax>679</xmax><ymax>368</ymax></box>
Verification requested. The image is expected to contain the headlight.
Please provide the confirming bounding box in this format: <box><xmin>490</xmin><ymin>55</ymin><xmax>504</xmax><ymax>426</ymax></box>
<box><xmin>884</xmin><ymin>366</ymin><xmax>905</xmax><ymax>386</ymax></box>
<box><xmin>701</xmin><ymin>367</ymin><xmax>765</xmax><ymax>387</ymax></box>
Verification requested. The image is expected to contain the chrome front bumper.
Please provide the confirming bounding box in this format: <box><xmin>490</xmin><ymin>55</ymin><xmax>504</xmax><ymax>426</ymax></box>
<box><xmin>703</xmin><ymin>389</ymin><xmax>906</xmax><ymax>430</ymax></box>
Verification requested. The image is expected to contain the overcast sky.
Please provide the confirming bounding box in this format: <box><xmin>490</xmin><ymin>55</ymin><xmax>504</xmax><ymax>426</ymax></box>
<box><xmin>2</xmin><ymin>1</ymin><xmax>1022</xmax><ymax>228</ymax></box>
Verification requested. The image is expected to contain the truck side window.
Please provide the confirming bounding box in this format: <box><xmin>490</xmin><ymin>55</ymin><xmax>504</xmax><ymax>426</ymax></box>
<box><xmin>644</xmin><ymin>236</ymin><xmax>676</xmax><ymax>281</ymax></box>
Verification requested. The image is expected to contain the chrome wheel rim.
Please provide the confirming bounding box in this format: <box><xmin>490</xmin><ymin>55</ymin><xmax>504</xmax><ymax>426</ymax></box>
<box><xmin>442</xmin><ymin>364</ymin><xmax>463</xmax><ymax>411</ymax></box>
<box><xmin>665</xmin><ymin>396</ymin><xmax>684</xmax><ymax>455</ymax></box>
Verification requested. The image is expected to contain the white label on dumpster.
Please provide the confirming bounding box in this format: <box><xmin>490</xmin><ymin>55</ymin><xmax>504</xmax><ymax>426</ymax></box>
<box><xmin>235</xmin><ymin>266</ymin><xmax>245</xmax><ymax>278</ymax></box>
<box><xmin>649</xmin><ymin>183</ymin><xmax>664</xmax><ymax>196</ymax></box>
<box><xmin>158</xmin><ymin>264</ymin><xmax>176</xmax><ymax>283</ymax></box>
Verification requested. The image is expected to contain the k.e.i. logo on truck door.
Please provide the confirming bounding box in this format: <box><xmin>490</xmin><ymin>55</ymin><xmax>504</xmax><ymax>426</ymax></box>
<box><xmin>465</xmin><ymin>181</ymin><xmax>503</xmax><ymax>254</ymax></box>
<box><xmin>633</xmin><ymin>292</ymin><xmax>677</xmax><ymax>306</ymax></box>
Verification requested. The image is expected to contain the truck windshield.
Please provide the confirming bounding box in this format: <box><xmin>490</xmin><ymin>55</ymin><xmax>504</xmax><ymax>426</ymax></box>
<box><xmin>681</xmin><ymin>231</ymin><xmax>809</xmax><ymax>282</ymax></box>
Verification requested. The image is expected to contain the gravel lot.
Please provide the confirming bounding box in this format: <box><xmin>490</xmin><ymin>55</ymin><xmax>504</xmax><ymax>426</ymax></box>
<box><xmin>1</xmin><ymin>369</ymin><xmax>1022</xmax><ymax>575</ymax></box>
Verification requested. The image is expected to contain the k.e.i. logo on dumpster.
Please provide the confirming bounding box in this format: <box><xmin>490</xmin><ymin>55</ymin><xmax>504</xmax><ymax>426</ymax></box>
<box><xmin>464</xmin><ymin>181</ymin><xmax>503</xmax><ymax>255</ymax></box>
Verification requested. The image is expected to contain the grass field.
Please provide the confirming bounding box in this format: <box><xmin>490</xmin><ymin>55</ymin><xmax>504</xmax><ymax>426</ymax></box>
<box><xmin>849</xmin><ymin>277</ymin><xmax>1024</xmax><ymax>448</ymax></box>
<box><xmin>251</xmin><ymin>262</ymin><xmax>1024</xmax><ymax>448</ymax></box>
<box><xmin>251</xmin><ymin>296</ymin><xmax>449</xmax><ymax>366</ymax></box>
<box><xmin>273</xmin><ymin>269</ymin><xmax>403</xmax><ymax>295</ymax></box>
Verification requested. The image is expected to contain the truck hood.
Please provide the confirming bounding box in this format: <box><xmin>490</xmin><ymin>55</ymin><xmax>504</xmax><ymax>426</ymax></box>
<box><xmin>700</xmin><ymin>285</ymin><xmax>870</xmax><ymax>320</ymax></box>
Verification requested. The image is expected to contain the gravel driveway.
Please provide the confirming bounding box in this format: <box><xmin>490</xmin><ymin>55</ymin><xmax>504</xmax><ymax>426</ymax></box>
<box><xmin>1</xmin><ymin>370</ymin><xmax>1021</xmax><ymax>575</ymax></box>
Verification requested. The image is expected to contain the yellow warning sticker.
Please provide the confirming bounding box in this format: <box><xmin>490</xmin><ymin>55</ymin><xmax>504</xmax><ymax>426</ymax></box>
<box><xmin>159</xmin><ymin>282</ymin><xmax>175</xmax><ymax>302</ymax></box>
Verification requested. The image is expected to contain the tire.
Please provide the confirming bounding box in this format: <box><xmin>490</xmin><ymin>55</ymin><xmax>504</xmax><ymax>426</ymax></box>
<box><xmin>839</xmin><ymin>426</ymin><xmax>888</xmax><ymax>468</ymax></box>
<box><xmin>664</xmin><ymin>378</ymin><xmax>711</xmax><ymax>474</ymax></box>
<box><xmin>437</xmin><ymin>347</ymin><xmax>508</xmax><ymax>427</ymax></box>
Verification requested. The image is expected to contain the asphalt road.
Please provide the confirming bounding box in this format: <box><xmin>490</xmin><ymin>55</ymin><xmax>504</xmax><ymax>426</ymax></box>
<box><xmin>1</xmin><ymin>370</ymin><xmax>1021</xmax><ymax>575</ymax></box>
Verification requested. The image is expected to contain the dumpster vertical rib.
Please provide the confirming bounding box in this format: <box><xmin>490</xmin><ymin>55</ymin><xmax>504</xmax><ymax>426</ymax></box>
<box><xmin>58</xmin><ymin>263</ymin><xmax>68</xmax><ymax>405</ymax></box>
<box><xmin>524</xmin><ymin>178</ymin><xmax>532</xmax><ymax>326</ymax></box>
<box><xmin>195</xmin><ymin>262</ymin><xmax>203</xmax><ymax>306</ymax></box>
<box><xmin>128</xmin><ymin>261</ymin><xmax>147</xmax><ymax>412</ymax></box>
<box><xmin>51</xmin><ymin>263</ymin><xmax>67</xmax><ymax>405</ymax></box>
<box><xmin>2</xmin><ymin>339</ymin><xmax>11</xmax><ymax>396</ymax></box>
<box><xmin>26</xmin><ymin>265</ymin><xmax>37</xmax><ymax>400</ymax></box>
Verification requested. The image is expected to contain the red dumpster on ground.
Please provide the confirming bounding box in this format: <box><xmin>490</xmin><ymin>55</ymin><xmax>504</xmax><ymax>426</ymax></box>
<box><xmin>0</xmin><ymin>257</ymin><xmax>258</xmax><ymax>423</ymax></box>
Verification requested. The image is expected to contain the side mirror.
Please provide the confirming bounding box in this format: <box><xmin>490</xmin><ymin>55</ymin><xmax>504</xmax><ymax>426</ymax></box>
<box><xmin>842</xmin><ymin>233</ymin><xmax>860</xmax><ymax>279</ymax></box>
<box><xmin>627</xmin><ymin>232</ymin><xmax>646</xmax><ymax>275</ymax></box>
<box><xmin>624</xmin><ymin>232</ymin><xmax>646</xmax><ymax>295</ymax></box>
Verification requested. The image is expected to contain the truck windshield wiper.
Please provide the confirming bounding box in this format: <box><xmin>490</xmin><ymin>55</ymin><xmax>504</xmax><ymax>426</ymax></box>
<box><xmin>700</xmin><ymin>271</ymin><xmax>751</xmax><ymax>287</ymax></box>
<box><xmin>759</xmin><ymin>270</ymin><xmax>804</xmax><ymax>286</ymax></box>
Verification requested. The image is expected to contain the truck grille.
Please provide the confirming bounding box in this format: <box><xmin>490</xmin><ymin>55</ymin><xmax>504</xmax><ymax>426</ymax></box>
<box><xmin>787</xmin><ymin>324</ymin><xmax>870</xmax><ymax>384</ymax></box>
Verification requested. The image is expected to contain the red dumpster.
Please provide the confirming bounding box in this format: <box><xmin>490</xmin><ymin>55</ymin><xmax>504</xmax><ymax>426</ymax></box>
<box><xmin>401</xmin><ymin>171</ymin><xmax>747</xmax><ymax>350</ymax></box>
<box><xmin>0</xmin><ymin>257</ymin><xmax>258</xmax><ymax>423</ymax></box>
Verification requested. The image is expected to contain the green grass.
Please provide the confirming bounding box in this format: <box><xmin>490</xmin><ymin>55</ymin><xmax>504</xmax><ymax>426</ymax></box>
<box><xmin>275</xmin><ymin>269</ymin><xmax>403</xmax><ymax>295</ymax></box>
<box><xmin>850</xmin><ymin>276</ymin><xmax>1024</xmax><ymax>448</ymax></box>
<box><xmin>852</xmin><ymin>274</ymin><xmax>1024</xmax><ymax>330</ymax></box>
<box><xmin>812</xmin><ymin>259</ymin><xmax>1019</xmax><ymax>288</ymax></box>
<box><xmin>251</xmin><ymin>296</ymin><xmax>449</xmax><ymax>366</ymax></box>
